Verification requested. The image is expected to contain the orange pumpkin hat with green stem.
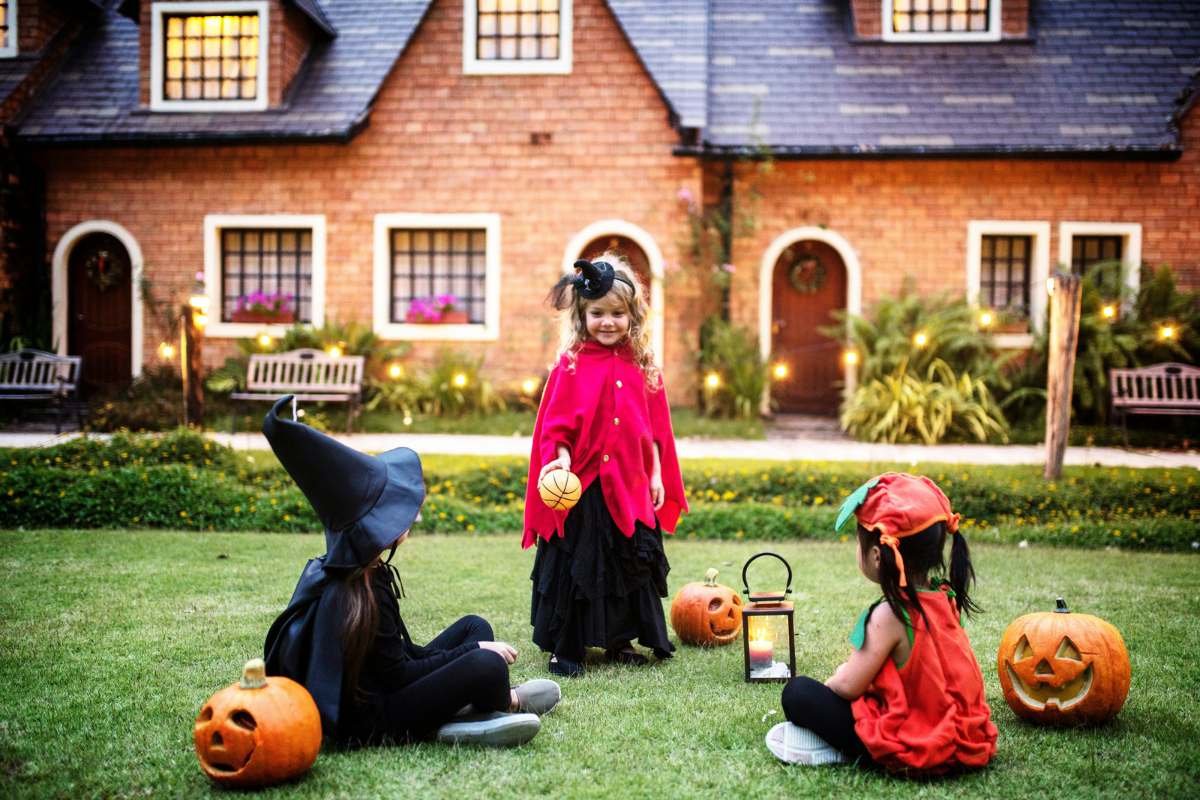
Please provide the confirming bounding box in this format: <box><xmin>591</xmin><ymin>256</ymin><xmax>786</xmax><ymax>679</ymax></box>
<box><xmin>837</xmin><ymin>472</ymin><xmax>961</xmax><ymax>588</ymax></box>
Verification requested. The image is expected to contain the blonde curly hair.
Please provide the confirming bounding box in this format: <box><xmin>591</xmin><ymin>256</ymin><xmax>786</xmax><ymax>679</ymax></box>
<box><xmin>554</xmin><ymin>251</ymin><xmax>660</xmax><ymax>391</ymax></box>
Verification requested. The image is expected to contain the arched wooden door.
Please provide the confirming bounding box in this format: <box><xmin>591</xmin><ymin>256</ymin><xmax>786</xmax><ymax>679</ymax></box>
<box><xmin>68</xmin><ymin>233</ymin><xmax>133</xmax><ymax>395</ymax></box>
<box><xmin>771</xmin><ymin>240</ymin><xmax>846</xmax><ymax>414</ymax></box>
<box><xmin>579</xmin><ymin>235</ymin><xmax>651</xmax><ymax>295</ymax></box>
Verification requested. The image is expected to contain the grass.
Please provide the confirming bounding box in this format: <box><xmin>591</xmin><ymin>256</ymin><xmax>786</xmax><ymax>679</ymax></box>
<box><xmin>1</xmin><ymin>531</ymin><xmax>1198</xmax><ymax>799</ymax></box>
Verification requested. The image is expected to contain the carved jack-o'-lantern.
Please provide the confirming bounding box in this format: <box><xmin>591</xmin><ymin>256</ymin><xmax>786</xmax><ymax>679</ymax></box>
<box><xmin>997</xmin><ymin>598</ymin><xmax>1131</xmax><ymax>726</ymax></box>
<box><xmin>194</xmin><ymin>659</ymin><xmax>322</xmax><ymax>788</ymax></box>
<box><xmin>670</xmin><ymin>568</ymin><xmax>744</xmax><ymax>646</ymax></box>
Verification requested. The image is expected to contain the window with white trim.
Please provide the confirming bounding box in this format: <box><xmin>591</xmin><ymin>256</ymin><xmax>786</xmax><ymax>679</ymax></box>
<box><xmin>373</xmin><ymin>214</ymin><xmax>502</xmax><ymax>341</ymax></box>
<box><xmin>151</xmin><ymin>2</ymin><xmax>269</xmax><ymax>112</ymax></box>
<box><xmin>463</xmin><ymin>0</ymin><xmax>573</xmax><ymax>75</ymax></box>
<box><xmin>882</xmin><ymin>0</ymin><xmax>1001</xmax><ymax>42</ymax></box>
<box><xmin>203</xmin><ymin>215</ymin><xmax>326</xmax><ymax>338</ymax></box>
<box><xmin>0</xmin><ymin>0</ymin><xmax>16</xmax><ymax>57</ymax></box>
<box><xmin>1058</xmin><ymin>222</ymin><xmax>1142</xmax><ymax>310</ymax></box>
<box><xmin>221</xmin><ymin>229</ymin><xmax>313</xmax><ymax>323</ymax></box>
<box><xmin>966</xmin><ymin>221</ymin><xmax>1050</xmax><ymax>346</ymax></box>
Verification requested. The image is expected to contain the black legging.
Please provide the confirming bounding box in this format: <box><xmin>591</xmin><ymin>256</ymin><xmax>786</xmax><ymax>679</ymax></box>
<box><xmin>781</xmin><ymin>676</ymin><xmax>874</xmax><ymax>763</ymax></box>
<box><xmin>370</xmin><ymin>615</ymin><xmax>512</xmax><ymax>743</ymax></box>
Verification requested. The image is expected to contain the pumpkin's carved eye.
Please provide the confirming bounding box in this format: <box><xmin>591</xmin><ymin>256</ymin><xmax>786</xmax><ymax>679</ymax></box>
<box><xmin>1055</xmin><ymin>637</ymin><xmax>1083</xmax><ymax>661</ymax></box>
<box><xmin>231</xmin><ymin>711</ymin><xmax>258</xmax><ymax>731</ymax></box>
<box><xmin>198</xmin><ymin>706</ymin><xmax>213</xmax><ymax>722</ymax></box>
<box><xmin>1013</xmin><ymin>635</ymin><xmax>1033</xmax><ymax>661</ymax></box>
<box><xmin>708</xmin><ymin>598</ymin><xmax>724</xmax><ymax>612</ymax></box>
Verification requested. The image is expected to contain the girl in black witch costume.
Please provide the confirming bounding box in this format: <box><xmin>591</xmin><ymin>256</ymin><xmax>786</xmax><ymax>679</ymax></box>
<box><xmin>524</xmin><ymin>256</ymin><xmax>688</xmax><ymax>677</ymax></box>
<box><xmin>261</xmin><ymin>396</ymin><xmax>560</xmax><ymax>747</ymax></box>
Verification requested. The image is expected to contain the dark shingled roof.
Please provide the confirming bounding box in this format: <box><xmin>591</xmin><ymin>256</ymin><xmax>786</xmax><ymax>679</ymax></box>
<box><xmin>18</xmin><ymin>0</ymin><xmax>1200</xmax><ymax>156</ymax></box>
<box><xmin>693</xmin><ymin>0</ymin><xmax>1200</xmax><ymax>157</ymax></box>
<box><xmin>20</xmin><ymin>0</ymin><xmax>428</xmax><ymax>143</ymax></box>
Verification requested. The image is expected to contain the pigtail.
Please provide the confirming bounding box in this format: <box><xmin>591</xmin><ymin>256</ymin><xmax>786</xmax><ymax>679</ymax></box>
<box><xmin>948</xmin><ymin>530</ymin><xmax>982</xmax><ymax>618</ymax></box>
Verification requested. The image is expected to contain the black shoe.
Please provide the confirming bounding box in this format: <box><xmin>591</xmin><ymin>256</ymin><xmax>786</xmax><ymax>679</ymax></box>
<box><xmin>608</xmin><ymin>648</ymin><xmax>649</xmax><ymax>666</ymax></box>
<box><xmin>548</xmin><ymin>656</ymin><xmax>583</xmax><ymax>677</ymax></box>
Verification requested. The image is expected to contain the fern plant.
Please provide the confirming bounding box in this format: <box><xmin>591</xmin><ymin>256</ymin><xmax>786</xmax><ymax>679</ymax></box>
<box><xmin>697</xmin><ymin>316</ymin><xmax>771</xmax><ymax>419</ymax></box>
<box><xmin>841</xmin><ymin>358</ymin><xmax>1008</xmax><ymax>445</ymax></box>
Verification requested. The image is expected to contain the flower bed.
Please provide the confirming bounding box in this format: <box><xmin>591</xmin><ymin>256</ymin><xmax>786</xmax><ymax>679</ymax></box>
<box><xmin>2</xmin><ymin>433</ymin><xmax>1197</xmax><ymax>550</ymax></box>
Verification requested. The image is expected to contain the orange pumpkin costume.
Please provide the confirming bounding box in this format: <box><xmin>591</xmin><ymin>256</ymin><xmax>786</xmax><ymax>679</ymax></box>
<box><xmin>839</xmin><ymin>473</ymin><xmax>998</xmax><ymax>774</ymax></box>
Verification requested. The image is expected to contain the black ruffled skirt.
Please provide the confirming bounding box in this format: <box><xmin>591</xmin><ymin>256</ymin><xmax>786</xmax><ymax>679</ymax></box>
<box><xmin>530</xmin><ymin>480</ymin><xmax>675</xmax><ymax>663</ymax></box>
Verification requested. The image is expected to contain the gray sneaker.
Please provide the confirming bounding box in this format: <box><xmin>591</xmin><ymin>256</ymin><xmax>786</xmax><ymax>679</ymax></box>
<box><xmin>513</xmin><ymin>679</ymin><xmax>561</xmax><ymax>715</ymax></box>
<box><xmin>435</xmin><ymin>712</ymin><xmax>541</xmax><ymax>747</ymax></box>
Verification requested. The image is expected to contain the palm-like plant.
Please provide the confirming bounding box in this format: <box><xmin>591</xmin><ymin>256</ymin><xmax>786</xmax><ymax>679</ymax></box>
<box><xmin>841</xmin><ymin>358</ymin><xmax>1008</xmax><ymax>445</ymax></box>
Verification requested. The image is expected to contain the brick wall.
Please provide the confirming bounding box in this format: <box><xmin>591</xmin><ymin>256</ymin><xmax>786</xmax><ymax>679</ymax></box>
<box><xmin>40</xmin><ymin>0</ymin><xmax>703</xmax><ymax>396</ymax></box>
<box><xmin>724</xmin><ymin>111</ymin><xmax>1200</xmax><ymax>336</ymax></box>
<box><xmin>16</xmin><ymin>0</ymin><xmax>69</xmax><ymax>54</ymax></box>
<box><xmin>1001</xmin><ymin>0</ymin><xmax>1029</xmax><ymax>38</ymax></box>
<box><xmin>279</xmin><ymin>4</ymin><xmax>316</xmax><ymax>100</ymax></box>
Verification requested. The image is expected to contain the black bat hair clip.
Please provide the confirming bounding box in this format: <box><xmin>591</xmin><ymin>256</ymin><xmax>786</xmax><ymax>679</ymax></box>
<box><xmin>547</xmin><ymin>259</ymin><xmax>637</xmax><ymax>310</ymax></box>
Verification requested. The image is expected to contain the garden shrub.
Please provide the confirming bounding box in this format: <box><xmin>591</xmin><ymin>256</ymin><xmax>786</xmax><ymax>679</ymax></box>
<box><xmin>83</xmin><ymin>367</ymin><xmax>187</xmax><ymax>432</ymax></box>
<box><xmin>697</xmin><ymin>317</ymin><xmax>771</xmax><ymax>419</ymax></box>
<box><xmin>3</xmin><ymin>433</ymin><xmax>1197</xmax><ymax>550</ymax></box>
<box><xmin>366</xmin><ymin>349</ymin><xmax>506</xmax><ymax>418</ymax></box>
<box><xmin>840</xmin><ymin>358</ymin><xmax>1008</xmax><ymax>445</ymax></box>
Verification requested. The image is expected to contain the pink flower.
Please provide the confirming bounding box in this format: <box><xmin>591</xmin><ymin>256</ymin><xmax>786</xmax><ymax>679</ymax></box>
<box><xmin>195</xmin><ymin>272</ymin><xmax>205</xmax><ymax>282</ymax></box>
<box><xmin>722</xmin><ymin>264</ymin><xmax>736</xmax><ymax>273</ymax></box>
<box><xmin>677</xmin><ymin>188</ymin><xmax>693</xmax><ymax>204</ymax></box>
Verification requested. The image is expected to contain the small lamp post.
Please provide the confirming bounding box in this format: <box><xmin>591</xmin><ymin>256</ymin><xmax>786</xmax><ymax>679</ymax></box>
<box><xmin>741</xmin><ymin>552</ymin><xmax>796</xmax><ymax>683</ymax></box>
<box><xmin>182</xmin><ymin>296</ymin><xmax>209</xmax><ymax>429</ymax></box>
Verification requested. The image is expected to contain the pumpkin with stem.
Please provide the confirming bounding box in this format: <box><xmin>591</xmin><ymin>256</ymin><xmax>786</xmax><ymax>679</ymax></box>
<box><xmin>670</xmin><ymin>568</ymin><xmax>744</xmax><ymax>646</ymax></box>
<box><xmin>997</xmin><ymin>597</ymin><xmax>1131</xmax><ymax>726</ymax></box>
<box><xmin>194</xmin><ymin>658</ymin><xmax>322</xmax><ymax>787</ymax></box>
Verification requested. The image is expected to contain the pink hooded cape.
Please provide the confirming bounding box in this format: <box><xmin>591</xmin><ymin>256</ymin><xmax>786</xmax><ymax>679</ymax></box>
<box><xmin>522</xmin><ymin>340</ymin><xmax>688</xmax><ymax>549</ymax></box>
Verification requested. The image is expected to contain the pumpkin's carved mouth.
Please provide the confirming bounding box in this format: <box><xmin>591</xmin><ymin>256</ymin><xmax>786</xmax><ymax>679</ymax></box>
<box><xmin>1005</xmin><ymin>663</ymin><xmax>1093</xmax><ymax>710</ymax></box>
<box><xmin>708</xmin><ymin>619</ymin><xmax>740</xmax><ymax>640</ymax></box>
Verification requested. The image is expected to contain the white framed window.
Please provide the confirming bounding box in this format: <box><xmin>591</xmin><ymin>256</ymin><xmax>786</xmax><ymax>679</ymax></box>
<box><xmin>463</xmin><ymin>0</ymin><xmax>573</xmax><ymax>75</ymax></box>
<box><xmin>203</xmin><ymin>214</ymin><xmax>326</xmax><ymax>338</ymax></box>
<box><xmin>150</xmin><ymin>1</ymin><xmax>269</xmax><ymax>112</ymax></box>
<box><xmin>373</xmin><ymin>213</ymin><xmax>502</xmax><ymax>341</ymax></box>
<box><xmin>882</xmin><ymin>0</ymin><xmax>1001</xmax><ymax>43</ymax></box>
<box><xmin>0</xmin><ymin>0</ymin><xmax>18</xmax><ymax>58</ymax></box>
<box><xmin>1058</xmin><ymin>222</ymin><xmax>1142</xmax><ymax>312</ymax></box>
<box><xmin>966</xmin><ymin>221</ymin><xmax>1050</xmax><ymax>348</ymax></box>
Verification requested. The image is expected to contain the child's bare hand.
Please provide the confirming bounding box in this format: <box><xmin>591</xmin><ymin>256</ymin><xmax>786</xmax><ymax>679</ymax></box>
<box><xmin>479</xmin><ymin>641</ymin><xmax>518</xmax><ymax>664</ymax></box>
<box><xmin>539</xmin><ymin>457</ymin><xmax>571</xmax><ymax>482</ymax></box>
<box><xmin>649</xmin><ymin>473</ymin><xmax>665</xmax><ymax>510</ymax></box>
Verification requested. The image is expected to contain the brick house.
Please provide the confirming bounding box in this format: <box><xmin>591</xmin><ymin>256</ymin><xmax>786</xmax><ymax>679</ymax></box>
<box><xmin>8</xmin><ymin>0</ymin><xmax>1200</xmax><ymax>411</ymax></box>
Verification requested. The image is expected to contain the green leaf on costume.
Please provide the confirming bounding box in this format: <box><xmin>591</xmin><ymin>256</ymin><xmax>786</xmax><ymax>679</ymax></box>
<box><xmin>836</xmin><ymin>477</ymin><xmax>880</xmax><ymax>531</ymax></box>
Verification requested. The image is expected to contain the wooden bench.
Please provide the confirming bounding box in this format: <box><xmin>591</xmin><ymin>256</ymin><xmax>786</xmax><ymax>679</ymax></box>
<box><xmin>230</xmin><ymin>349</ymin><xmax>365</xmax><ymax>434</ymax></box>
<box><xmin>1109</xmin><ymin>362</ymin><xmax>1200</xmax><ymax>447</ymax></box>
<box><xmin>0</xmin><ymin>349</ymin><xmax>84</xmax><ymax>434</ymax></box>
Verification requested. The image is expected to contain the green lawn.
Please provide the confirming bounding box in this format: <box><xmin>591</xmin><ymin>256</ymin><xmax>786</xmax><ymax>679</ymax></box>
<box><xmin>1</xmin><ymin>532</ymin><xmax>1197</xmax><ymax>799</ymax></box>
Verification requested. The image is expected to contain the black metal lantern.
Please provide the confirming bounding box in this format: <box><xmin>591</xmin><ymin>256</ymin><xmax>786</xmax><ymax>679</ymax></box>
<box><xmin>741</xmin><ymin>552</ymin><xmax>797</xmax><ymax>683</ymax></box>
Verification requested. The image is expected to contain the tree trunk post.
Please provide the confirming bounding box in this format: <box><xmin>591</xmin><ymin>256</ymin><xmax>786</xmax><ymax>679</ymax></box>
<box><xmin>1044</xmin><ymin>273</ymin><xmax>1082</xmax><ymax>480</ymax></box>
<box><xmin>181</xmin><ymin>305</ymin><xmax>204</xmax><ymax>430</ymax></box>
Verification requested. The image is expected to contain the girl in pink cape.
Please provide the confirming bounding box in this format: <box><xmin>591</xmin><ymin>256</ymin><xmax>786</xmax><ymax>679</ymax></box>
<box><xmin>523</xmin><ymin>254</ymin><xmax>688</xmax><ymax>677</ymax></box>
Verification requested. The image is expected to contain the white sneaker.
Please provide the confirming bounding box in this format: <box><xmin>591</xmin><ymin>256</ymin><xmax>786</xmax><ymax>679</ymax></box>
<box><xmin>513</xmin><ymin>679</ymin><xmax>561</xmax><ymax>715</ymax></box>
<box><xmin>435</xmin><ymin>712</ymin><xmax>541</xmax><ymax>747</ymax></box>
<box><xmin>765</xmin><ymin>722</ymin><xmax>845</xmax><ymax>765</ymax></box>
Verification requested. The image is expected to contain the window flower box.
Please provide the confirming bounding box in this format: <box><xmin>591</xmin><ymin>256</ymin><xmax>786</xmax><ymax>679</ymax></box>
<box><xmin>231</xmin><ymin>310</ymin><xmax>296</xmax><ymax>324</ymax></box>
<box><xmin>405</xmin><ymin>295</ymin><xmax>468</xmax><ymax>324</ymax></box>
<box><xmin>232</xmin><ymin>291</ymin><xmax>294</xmax><ymax>324</ymax></box>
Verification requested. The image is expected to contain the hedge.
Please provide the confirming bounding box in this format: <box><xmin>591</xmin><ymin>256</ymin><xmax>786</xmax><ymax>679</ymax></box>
<box><xmin>2</xmin><ymin>431</ymin><xmax>1198</xmax><ymax>551</ymax></box>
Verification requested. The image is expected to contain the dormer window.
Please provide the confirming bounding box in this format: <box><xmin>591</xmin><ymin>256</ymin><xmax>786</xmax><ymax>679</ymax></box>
<box><xmin>150</xmin><ymin>2</ymin><xmax>269</xmax><ymax>111</ymax></box>
<box><xmin>0</xmin><ymin>0</ymin><xmax>17</xmax><ymax>58</ymax></box>
<box><xmin>882</xmin><ymin>0</ymin><xmax>1001</xmax><ymax>42</ymax></box>
<box><xmin>463</xmin><ymin>0</ymin><xmax>573</xmax><ymax>75</ymax></box>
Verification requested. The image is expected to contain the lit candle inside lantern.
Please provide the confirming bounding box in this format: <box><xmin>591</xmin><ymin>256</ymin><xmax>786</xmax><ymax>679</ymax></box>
<box><xmin>748</xmin><ymin>619</ymin><xmax>773</xmax><ymax>671</ymax></box>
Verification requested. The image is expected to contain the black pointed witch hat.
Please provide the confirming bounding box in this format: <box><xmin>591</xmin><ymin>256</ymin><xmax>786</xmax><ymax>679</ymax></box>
<box><xmin>262</xmin><ymin>396</ymin><xmax>425</xmax><ymax>568</ymax></box>
<box><xmin>547</xmin><ymin>259</ymin><xmax>637</xmax><ymax>309</ymax></box>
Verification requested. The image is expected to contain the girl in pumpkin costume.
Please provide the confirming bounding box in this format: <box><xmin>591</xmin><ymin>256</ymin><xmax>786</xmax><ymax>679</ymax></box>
<box><xmin>524</xmin><ymin>256</ymin><xmax>688</xmax><ymax>676</ymax></box>
<box><xmin>260</xmin><ymin>396</ymin><xmax>560</xmax><ymax>748</ymax></box>
<box><xmin>766</xmin><ymin>473</ymin><xmax>998</xmax><ymax>774</ymax></box>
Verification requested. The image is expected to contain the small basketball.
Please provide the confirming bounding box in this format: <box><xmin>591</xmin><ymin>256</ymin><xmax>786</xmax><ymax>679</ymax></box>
<box><xmin>538</xmin><ymin>469</ymin><xmax>582</xmax><ymax>511</ymax></box>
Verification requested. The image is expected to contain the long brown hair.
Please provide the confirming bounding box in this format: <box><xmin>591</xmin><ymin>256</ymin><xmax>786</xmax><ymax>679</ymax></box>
<box><xmin>339</xmin><ymin>563</ymin><xmax>380</xmax><ymax>702</ymax></box>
